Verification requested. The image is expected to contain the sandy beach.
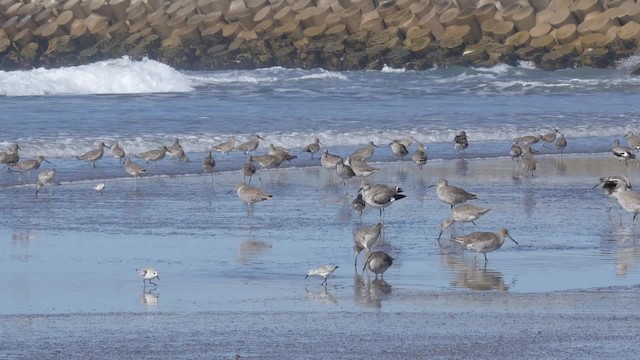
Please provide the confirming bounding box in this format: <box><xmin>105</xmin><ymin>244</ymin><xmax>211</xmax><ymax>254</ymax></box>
<box><xmin>2</xmin><ymin>152</ymin><xmax>640</xmax><ymax>358</ymax></box>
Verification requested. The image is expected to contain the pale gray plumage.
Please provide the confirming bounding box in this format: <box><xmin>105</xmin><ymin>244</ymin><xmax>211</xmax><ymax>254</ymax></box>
<box><xmin>303</xmin><ymin>138</ymin><xmax>322</xmax><ymax>159</ymax></box>
<box><xmin>510</xmin><ymin>142</ymin><xmax>522</xmax><ymax>161</ymax></box>
<box><xmin>236</xmin><ymin>135</ymin><xmax>264</xmax><ymax>155</ymax></box>
<box><xmin>136</xmin><ymin>267</ymin><xmax>159</xmax><ymax>287</ymax></box>
<box><xmin>362</xmin><ymin>251</ymin><xmax>393</xmax><ymax>279</ymax></box>
<box><xmin>242</xmin><ymin>156</ymin><xmax>256</xmax><ymax>184</ymax></box>
<box><xmin>625</xmin><ymin>131</ymin><xmax>640</xmax><ymax>152</ymax></box>
<box><xmin>612</xmin><ymin>139</ymin><xmax>635</xmax><ymax>166</ymax></box>
<box><xmin>111</xmin><ymin>141</ymin><xmax>125</xmax><ymax>163</ymax></box>
<box><xmin>305</xmin><ymin>265</ymin><xmax>339</xmax><ymax>285</ymax></box>
<box><xmin>136</xmin><ymin>146</ymin><xmax>168</xmax><ymax>166</ymax></box>
<box><xmin>438</xmin><ymin>204</ymin><xmax>491</xmax><ymax>240</ymax></box>
<box><xmin>35</xmin><ymin>168</ymin><xmax>56</xmax><ymax>197</ymax></box>
<box><xmin>360</xmin><ymin>183</ymin><xmax>406</xmax><ymax>218</ymax></box>
<box><xmin>0</xmin><ymin>144</ymin><xmax>20</xmax><ymax>166</ymax></box>
<box><xmin>352</xmin><ymin>193</ymin><xmax>366</xmax><ymax>219</ymax></box>
<box><xmin>436</xmin><ymin>179</ymin><xmax>477</xmax><ymax>209</ymax></box>
<box><xmin>235</xmin><ymin>183</ymin><xmax>272</xmax><ymax>205</ymax></box>
<box><xmin>320</xmin><ymin>149</ymin><xmax>342</xmax><ymax>171</ymax></box>
<box><xmin>611</xmin><ymin>182</ymin><xmax>640</xmax><ymax>220</ymax></box>
<box><xmin>390</xmin><ymin>140</ymin><xmax>408</xmax><ymax>161</ymax></box>
<box><xmin>556</xmin><ymin>134</ymin><xmax>567</xmax><ymax>153</ymax></box>
<box><xmin>344</xmin><ymin>156</ymin><xmax>379</xmax><ymax>178</ymax></box>
<box><xmin>213</xmin><ymin>136</ymin><xmax>236</xmax><ymax>155</ymax></box>
<box><xmin>541</xmin><ymin>128</ymin><xmax>559</xmax><ymax>148</ymax></box>
<box><xmin>77</xmin><ymin>142</ymin><xmax>110</xmax><ymax>167</ymax></box>
<box><xmin>412</xmin><ymin>143</ymin><xmax>427</xmax><ymax>170</ymax></box>
<box><xmin>124</xmin><ymin>158</ymin><xmax>147</xmax><ymax>187</ymax></box>
<box><xmin>253</xmin><ymin>154</ymin><xmax>283</xmax><ymax>170</ymax></box>
<box><xmin>10</xmin><ymin>155</ymin><xmax>49</xmax><ymax>173</ymax></box>
<box><xmin>354</xmin><ymin>223</ymin><xmax>382</xmax><ymax>257</ymax></box>
<box><xmin>203</xmin><ymin>151</ymin><xmax>215</xmax><ymax>182</ymax></box>
<box><xmin>452</xmin><ymin>228</ymin><xmax>518</xmax><ymax>262</ymax></box>
<box><xmin>515</xmin><ymin>134</ymin><xmax>541</xmax><ymax>146</ymax></box>
<box><xmin>351</xmin><ymin>141</ymin><xmax>378</xmax><ymax>161</ymax></box>
<box><xmin>397</xmin><ymin>135</ymin><xmax>415</xmax><ymax>148</ymax></box>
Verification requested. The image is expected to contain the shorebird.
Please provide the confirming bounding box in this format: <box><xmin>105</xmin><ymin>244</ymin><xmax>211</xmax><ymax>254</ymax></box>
<box><xmin>344</xmin><ymin>156</ymin><xmax>379</xmax><ymax>178</ymax></box>
<box><xmin>351</xmin><ymin>141</ymin><xmax>378</xmax><ymax>161</ymax></box>
<box><xmin>203</xmin><ymin>150</ymin><xmax>215</xmax><ymax>183</ymax></box>
<box><xmin>438</xmin><ymin>204</ymin><xmax>491</xmax><ymax>240</ymax></box>
<box><xmin>509</xmin><ymin>142</ymin><xmax>522</xmax><ymax>162</ymax></box>
<box><xmin>352</xmin><ymin>193</ymin><xmax>366</xmax><ymax>219</ymax></box>
<box><xmin>77</xmin><ymin>142</ymin><xmax>110</xmax><ymax>168</ymax></box>
<box><xmin>303</xmin><ymin>138</ymin><xmax>322</xmax><ymax>159</ymax></box>
<box><xmin>412</xmin><ymin>142</ymin><xmax>428</xmax><ymax>170</ymax></box>
<box><xmin>213</xmin><ymin>136</ymin><xmax>236</xmax><ymax>155</ymax></box>
<box><xmin>610</xmin><ymin>181</ymin><xmax>640</xmax><ymax>221</ymax></box>
<box><xmin>242</xmin><ymin>156</ymin><xmax>256</xmax><ymax>184</ymax></box>
<box><xmin>556</xmin><ymin>134</ymin><xmax>567</xmax><ymax>154</ymax></box>
<box><xmin>35</xmin><ymin>168</ymin><xmax>56</xmax><ymax>197</ymax></box>
<box><xmin>515</xmin><ymin>134</ymin><xmax>541</xmax><ymax>146</ymax></box>
<box><xmin>594</xmin><ymin>175</ymin><xmax>631</xmax><ymax>212</ymax></box>
<box><xmin>124</xmin><ymin>157</ymin><xmax>147</xmax><ymax>188</ymax></box>
<box><xmin>94</xmin><ymin>182</ymin><xmax>105</xmax><ymax>194</ymax></box>
<box><xmin>236</xmin><ymin>135</ymin><xmax>264</xmax><ymax>155</ymax></box>
<box><xmin>0</xmin><ymin>143</ymin><xmax>20</xmax><ymax>168</ymax></box>
<box><xmin>540</xmin><ymin>128</ymin><xmax>559</xmax><ymax>149</ymax></box>
<box><xmin>167</xmin><ymin>146</ymin><xmax>189</xmax><ymax>162</ymax></box>
<box><xmin>362</xmin><ymin>251</ymin><xmax>394</xmax><ymax>279</ymax></box>
<box><xmin>436</xmin><ymin>179</ymin><xmax>477</xmax><ymax>209</ymax></box>
<box><xmin>389</xmin><ymin>140</ymin><xmax>408</xmax><ymax>162</ymax></box>
<box><xmin>454</xmin><ymin>131</ymin><xmax>468</xmax><ymax>153</ymax></box>
<box><xmin>397</xmin><ymin>135</ymin><xmax>415</xmax><ymax>148</ymax></box>
<box><xmin>305</xmin><ymin>265</ymin><xmax>339</xmax><ymax>286</ymax></box>
<box><xmin>336</xmin><ymin>158</ymin><xmax>356</xmax><ymax>193</ymax></box>
<box><xmin>235</xmin><ymin>183</ymin><xmax>272</xmax><ymax>217</ymax></box>
<box><xmin>612</xmin><ymin>139</ymin><xmax>636</xmax><ymax>167</ymax></box>
<box><xmin>136</xmin><ymin>267</ymin><xmax>159</xmax><ymax>287</ymax></box>
<box><xmin>9</xmin><ymin>155</ymin><xmax>50</xmax><ymax>175</ymax></box>
<box><xmin>111</xmin><ymin>141</ymin><xmax>125</xmax><ymax>163</ymax></box>
<box><xmin>452</xmin><ymin>228</ymin><xmax>518</xmax><ymax>263</ymax></box>
<box><xmin>353</xmin><ymin>223</ymin><xmax>383</xmax><ymax>265</ymax></box>
<box><xmin>625</xmin><ymin>131</ymin><xmax>640</xmax><ymax>152</ymax></box>
<box><xmin>268</xmin><ymin>144</ymin><xmax>297</xmax><ymax>163</ymax></box>
<box><xmin>136</xmin><ymin>146</ymin><xmax>168</xmax><ymax>167</ymax></box>
<box><xmin>359</xmin><ymin>183</ymin><xmax>406</xmax><ymax>219</ymax></box>
<box><xmin>253</xmin><ymin>154</ymin><xmax>283</xmax><ymax>171</ymax></box>
<box><xmin>320</xmin><ymin>149</ymin><xmax>342</xmax><ymax>173</ymax></box>
<box><xmin>167</xmin><ymin>138</ymin><xmax>182</xmax><ymax>155</ymax></box>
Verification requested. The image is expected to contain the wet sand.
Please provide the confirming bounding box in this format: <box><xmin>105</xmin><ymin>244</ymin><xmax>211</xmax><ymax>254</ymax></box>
<box><xmin>2</xmin><ymin>153</ymin><xmax>640</xmax><ymax>358</ymax></box>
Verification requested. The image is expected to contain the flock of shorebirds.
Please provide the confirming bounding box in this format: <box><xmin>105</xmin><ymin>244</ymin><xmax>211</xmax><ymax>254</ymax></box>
<box><xmin>3</xmin><ymin>126</ymin><xmax>640</xmax><ymax>287</ymax></box>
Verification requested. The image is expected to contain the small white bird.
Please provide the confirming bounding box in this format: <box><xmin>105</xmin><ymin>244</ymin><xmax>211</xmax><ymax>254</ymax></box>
<box><xmin>94</xmin><ymin>183</ymin><xmax>105</xmax><ymax>194</ymax></box>
<box><xmin>136</xmin><ymin>267</ymin><xmax>159</xmax><ymax>287</ymax></box>
<box><xmin>305</xmin><ymin>265</ymin><xmax>339</xmax><ymax>286</ymax></box>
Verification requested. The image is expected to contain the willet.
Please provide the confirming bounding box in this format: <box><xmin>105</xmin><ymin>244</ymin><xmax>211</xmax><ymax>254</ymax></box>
<box><xmin>111</xmin><ymin>141</ymin><xmax>126</xmax><ymax>164</ymax></box>
<box><xmin>454</xmin><ymin>131</ymin><xmax>468</xmax><ymax>153</ymax></box>
<box><xmin>397</xmin><ymin>135</ymin><xmax>415</xmax><ymax>148</ymax></box>
<box><xmin>362</xmin><ymin>251</ymin><xmax>393</xmax><ymax>279</ymax></box>
<box><xmin>167</xmin><ymin>146</ymin><xmax>189</xmax><ymax>162</ymax></box>
<box><xmin>0</xmin><ymin>143</ymin><xmax>20</xmax><ymax>168</ymax></box>
<box><xmin>612</xmin><ymin>139</ymin><xmax>636</xmax><ymax>167</ymax></box>
<box><xmin>359</xmin><ymin>183</ymin><xmax>406</xmax><ymax>219</ymax></box>
<box><xmin>242</xmin><ymin>156</ymin><xmax>256</xmax><ymax>184</ymax></box>
<box><xmin>203</xmin><ymin>150</ymin><xmax>215</xmax><ymax>183</ymax></box>
<box><xmin>124</xmin><ymin>157</ymin><xmax>147</xmax><ymax>188</ymax></box>
<box><xmin>320</xmin><ymin>149</ymin><xmax>342</xmax><ymax>171</ymax></box>
<box><xmin>77</xmin><ymin>142</ymin><xmax>110</xmax><ymax>168</ymax></box>
<box><xmin>235</xmin><ymin>183</ymin><xmax>272</xmax><ymax>217</ymax></box>
<box><xmin>515</xmin><ymin>134</ymin><xmax>541</xmax><ymax>146</ymax></box>
<box><xmin>268</xmin><ymin>144</ymin><xmax>297</xmax><ymax>163</ymax></box>
<box><xmin>594</xmin><ymin>175</ymin><xmax>631</xmax><ymax>212</ymax></box>
<box><xmin>624</xmin><ymin>131</ymin><xmax>640</xmax><ymax>152</ymax></box>
<box><xmin>236</xmin><ymin>135</ymin><xmax>264</xmax><ymax>155</ymax></box>
<box><xmin>167</xmin><ymin>138</ymin><xmax>182</xmax><ymax>155</ymax></box>
<box><xmin>213</xmin><ymin>136</ymin><xmax>236</xmax><ymax>155</ymax></box>
<box><xmin>9</xmin><ymin>155</ymin><xmax>50</xmax><ymax>176</ymax></box>
<box><xmin>412</xmin><ymin>142</ymin><xmax>428</xmax><ymax>170</ymax></box>
<box><xmin>436</xmin><ymin>179</ymin><xmax>477</xmax><ymax>209</ymax></box>
<box><xmin>352</xmin><ymin>193</ymin><xmax>366</xmax><ymax>219</ymax></box>
<box><xmin>336</xmin><ymin>158</ymin><xmax>356</xmax><ymax>193</ymax></box>
<box><xmin>253</xmin><ymin>154</ymin><xmax>283</xmax><ymax>171</ymax></box>
<box><xmin>354</xmin><ymin>223</ymin><xmax>382</xmax><ymax>265</ymax></box>
<box><xmin>540</xmin><ymin>128</ymin><xmax>559</xmax><ymax>149</ymax></box>
<box><xmin>305</xmin><ymin>265</ymin><xmax>339</xmax><ymax>286</ymax></box>
<box><xmin>438</xmin><ymin>204</ymin><xmax>491</xmax><ymax>240</ymax></box>
<box><xmin>136</xmin><ymin>267</ymin><xmax>159</xmax><ymax>287</ymax></box>
<box><xmin>351</xmin><ymin>141</ymin><xmax>378</xmax><ymax>161</ymax></box>
<box><xmin>344</xmin><ymin>156</ymin><xmax>379</xmax><ymax>178</ymax></box>
<box><xmin>452</xmin><ymin>228</ymin><xmax>518</xmax><ymax>263</ymax></box>
<box><xmin>303</xmin><ymin>138</ymin><xmax>322</xmax><ymax>159</ymax></box>
<box><xmin>35</xmin><ymin>168</ymin><xmax>56</xmax><ymax>197</ymax></box>
<box><xmin>611</xmin><ymin>182</ymin><xmax>640</xmax><ymax>220</ymax></box>
<box><xmin>94</xmin><ymin>182</ymin><xmax>105</xmax><ymax>194</ymax></box>
<box><xmin>136</xmin><ymin>146</ymin><xmax>168</xmax><ymax>168</ymax></box>
<box><xmin>509</xmin><ymin>142</ymin><xmax>522</xmax><ymax>162</ymax></box>
<box><xmin>556</xmin><ymin>134</ymin><xmax>567</xmax><ymax>154</ymax></box>
<box><xmin>389</xmin><ymin>140</ymin><xmax>409</xmax><ymax>162</ymax></box>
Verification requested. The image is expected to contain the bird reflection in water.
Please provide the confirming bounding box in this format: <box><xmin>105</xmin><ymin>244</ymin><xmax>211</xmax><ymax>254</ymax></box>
<box><xmin>236</xmin><ymin>239</ymin><xmax>272</xmax><ymax>264</ymax></box>
<box><xmin>305</xmin><ymin>287</ymin><xmax>338</xmax><ymax>305</ymax></box>
<box><xmin>139</xmin><ymin>289</ymin><xmax>159</xmax><ymax>308</ymax></box>
<box><xmin>353</xmin><ymin>274</ymin><xmax>392</xmax><ymax>308</ymax></box>
<box><xmin>441</xmin><ymin>255</ymin><xmax>511</xmax><ymax>292</ymax></box>
<box><xmin>11</xmin><ymin>229</ymin><xmax>38</xmax><ymax>262</ymax></box>
<box><xmin>455</xmin><ymin>158</ymin><xmax>468</xmax><ymax>176</ymax></box>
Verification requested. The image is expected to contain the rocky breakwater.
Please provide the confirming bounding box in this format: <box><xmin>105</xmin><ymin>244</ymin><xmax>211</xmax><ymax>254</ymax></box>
<box><xmin>0</xmin><ymin>0</ymin><xmax>639</xmax><ymax>70</ymax></box>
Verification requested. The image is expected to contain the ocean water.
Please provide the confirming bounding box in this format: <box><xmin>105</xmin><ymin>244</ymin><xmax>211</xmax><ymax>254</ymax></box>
<box><xmin>2</xmin><ymin>57</ymin><xmax>640</xmax><ymax>316</ymax></box>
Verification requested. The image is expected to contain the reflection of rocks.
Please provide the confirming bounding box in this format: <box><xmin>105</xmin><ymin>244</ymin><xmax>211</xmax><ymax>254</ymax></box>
<box><xmin>139</xmin><ymin>289</ymin><xmax>159</xmax><ymax>307</ymax></box>
<box><xmin>442</xmin><ymin>255</ymin><xmax>510</xmax><ymax>292</ymax></box>
<box><xmin>236</xmin><ymin>240</ymin><xmax>272</xmax><ymax>264</ymax></box>
<box><xmin>354</xmin><ymin>274</ymin><xmax>392</xmax><ymax>309</ymax></box>
<box><xmin>305</xmin><ymin>288</ymin><xmax>337</xmax><ymax>305</ymax></box>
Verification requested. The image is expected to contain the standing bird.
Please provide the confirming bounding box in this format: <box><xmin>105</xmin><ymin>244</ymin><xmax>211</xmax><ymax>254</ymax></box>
<box><xmin>352</xmin><ymin>193</ymin><xmax>366</xmax><ymax>219</ymax></box>
<box><xmin>203</xmin><ymin>150</ymin><xmax>215</xmax><ymax>183</ymax></box>
<box><xmin>344</xmin><ymin>156</ymin><xmax>379</xmax><ymax>178</ymax></box>
<box><xmin>0</xmin><ymin>143</ymin><xmax>21</xmax><ymax>168</ymax></box>
<box><xmin>353</xmin><ymin>223</ymin><xmax>383</xmax><ymax>264</ymax></box>
<box><xmin>594</xmin><ymin>175</ymin><xmax>632</xmax><ymax>212</ymax></box>
<box><xmin>213</xmin><ymin>136</ymin><xmax>236</xmax><ymax>155</ymax></box>
<box><xmin>9</xmin><ymin>155</ymin><xmax>50</xmax><ymax>175</ymax></box>
<box><xmin>35</xmin><ymin>168</ymin><xmax>56</xmax><ymax>197</ymax></box>
<box><xmin>111</xmin><ymin>141</ymin><xmax>126</xmax><ymax>164</ymax></box>
<box><xmin>412</xmin><ymin>142</ymin><xmax>428</xmax><ymax>170</ymax></box>
<box><xmin>136</xmin><ymin>146</ymin><xmax>168</xmax><ymax>168</ymax></box>
<box><xmin>509</xmin><ymin>141</ymin><xmax>523</xmax><ymax>162</ymax></box>
<box><xmin>305</xmin><ymin>265</ymin><xmax>339</xmax><ymax>286</ymax></box>
<box><xmin>167</xmin><ymin>138</ymin><xmax>182</xmax><ymax>156</ymax></box>
<box><xmin>235</xmin><ymin>183</ymin><xmax>272</xmax><ymax>217</ymax></box>
<box><xmin>556</xmin><ymin>134</ymin><xmax>567</xmax><ymax>154</ymax></box>
<box><xmin>94</xmin><ymin>182</ymin><xmax>105</xmax><ymax>194</ymax></box>
<box><xmin>436</xmin><ymin>179</ymin><xmax>477</xmax><ymax>209</ymax></box>
<box><xmin>136</xmin><ymin>267</ymin><xmax>159</xmax><ymax>287</ymax></box>
<box><xmin>236</xmin><ymin>135</ymin><xmax>264</xmax><ymax>155</ymax></box>
<box><xmin>454</xmin><ymin>131</ymin><xmax>468</xmax><ymax>153</ymax></box>
<box><xmin>336</xmin><ymin>158</ymin><xmax>356</xmax><ymax>193</ymax></box>
<box><xmin>362</xmin><ymin>251</ymin><xmax>394</xmax><ymax>279</ymax></box>
<box><xmin>438</xmin><ymin>204</ymin><xmax>491</xmax><ymax>240</ymax></box>
<box><xmin>77</xmin><ymin>142</ymin><xmax>110</xmax><ymax>168</ymax></box>
<box><xmin>397</xmin><ymin>135</ymin><xmax>415</xmax><ymax>148</ymax></box>
<box><xmin>351</xmin><ymin>141</ymin><xmax>378</xmax><ymax>161</ymax></box>
<box><xmin>610</xmin><ymin>181</ymin><xmax>640</xmax><ymax>221</ymax></box>
<box><xmin>242</xmin><ymin>156</ymin><xmax>256</xmax><ymax>184</ymax></box>
<box><xmin>612</xmin><ymin>139</ymin><xmax>636</xmax><ymax>167</ymax></box>
<box><xmin>359</xmin><ymin>183</ymin><xmax>406</xmax><ymax>220</ymax></box>
<box><xmin>624</xmin><ymin>131</ymin><xmax>640</xmax><ymax>152</ymax></box>
<box><xmin>303</xmin><ymin>138</ymin><xmax>322</xmax><ymax>159</ymax></box>
<box><xmin>522</xmin><ymin>146</ymin><xmax>537</xmax><ymax>177</ymax></box>
<box><xmin>515</xmin><ymin>134</ymin><xmax>541</xmax><ymax>146</ymax></box>
<box><xmin>124</xmin><ymin>157</ymin><xmax>147</xmax><ymax>188</ymax></box>
<box><xmin>389</xmin><ymin>140</ymin><xmax>409</xmax><ymax>162</ymax></box>
<box><xmin>452</xmin><ymin>228</ymin><xmax>518</xmax><ymax>263</ymax></box>
<box><xmin>540</xmin><ymin>128</ymin><xmax>559</xmax><ymax>149</ymax></box>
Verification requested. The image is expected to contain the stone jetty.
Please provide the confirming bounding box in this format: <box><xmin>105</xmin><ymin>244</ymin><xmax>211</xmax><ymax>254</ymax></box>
<box><xmin>0</xmin><ymin>0</ymin><xmax>639</xmax><ymax>70</ymax></box>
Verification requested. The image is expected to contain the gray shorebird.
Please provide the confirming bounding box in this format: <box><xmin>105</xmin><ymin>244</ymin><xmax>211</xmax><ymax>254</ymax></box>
<box><xmin>351</xmin><ymin>141</ymin><xmax>378</xmax><ymax>161</ymax></box>
<box><xmin>10</xmin><ymin>155</ymin><xmax>50</xmax><ymax>175</ymax></box>
<box><xmin>236</xmin><ymin>135</ymin><xmax>264</xmax><ymax>155</ymax></box>
<box><xmin>136</xmin><ymin>146</ymin><xmax>168</xmax><ymax>167</ymax></box>
<box><xmin>354</xmin><ymin>223</ymin><xmax>382</xmax><ymax>265</ymax></box>
<box><xmin>111</xmin><ymin>141</ymin><xmax>126</xmax><ymax>163</ymax></box>
<box><xmin>611</xmin><ymin>181</ymin><xmax>640</xmax><ymax>221</ymax></box>
<box><xmin>352</xmin><ymin>193</ymin><xmax>366</xmax><ymax>219</ymax></box>
<box><xmin>452</xmin><ymin>228</ymin><xmax>518</xmax><ymax>263</ymax></box>
<box><xmin>438</xmin><ymin>204</ymin><xmax>491</xmax><ymax>240</ymax></box>
<box><xmin>344</xmin><ymin>156</ymin><xmax>379</xmax><ymax>178</ymax></box>
<box><xmin>510</xmin><ymin>142</ymin><xmax>523</xmax><ymax>162</ymax></box>
<box><xmin>167</xmin><ymin>138</ymin><xmax>182</xmax><ymax>155</ymax></box>
<box><xmin>359</xmin><ymin>183</ymin><xmax>406</xmax><ymax>219</ymax></box>
<box><xmin>213</xmin><ymin>136</ymin><xmax>236</xmax><ymax>155</ymax></box>
<box><xmin>0</xmin><ymin>143</ymin><xmax>21</xmax><ymax>168</ymax></box>
<box><xmin>242</xmin><ymin>156</ymin><xmax>256</xmax><ymax>184</ymax></box>
<box><xmin>124</xmin><ymin>157</ymin><xmax>147</xmax><ymax>188</ymax></box>
<box><xmin>362</xmin><ymin>251</ymin><xmax>393</xmax><ymax>279</ymax></box>
<box><xmin>268</xmin><ymin>144</ymin><xmax>297</xmax><ymax>163</ymax></box>
<box><xmin>436</xmin><ymin>179</ymin><xmax>477</xmax><ymax>209</ymax></box>
<box><xmin>35</xmin><ymin>168</ymin><xmax>56</xmax><ymax>197</ymax></box>
<box><xmin>336</xmin><ymin>158</ymin><xmax>356</xmax><ymax>193</ymax></box>
<box><xmin>235</xmin><ymin>183</ymin><xmax>272</xmax><ymax>217</ymax></box>
<box><xmin>612</xmin><ymin>139</ymin><xmax>636</xmax><ymax>167</ymax></box>
<box><xmin>203</xmin><ymin>151</ymin><xmax>215</xmax><ymax>183</ymax></box>
<box><xmin>77</xmin><ymin>142</ymin><xmax>110</xmax><ymax>168</ymax></box>
<box><xmin>303</xmin><ymin>138</ymin><xmax>322</xmax><ymax>159</ymax></box>
<box><xmin>389</xmin><ymin>140</ymin><xmax>408</xmax><ymax>162</ymax></box>
<box><xmin>136</xmin><ymin>267</ymin><xmax>159</xmax><ymax>287</ymax></box>
<box><xmin>515</xmin><ymin>134</ymin><xmax>541</xmax><ymax>146</ymax></box>
<box><xmin>306</xmin><ymin>265</ymin><xmax>339</xmax><ymax>286</ymax></box>
<box><xmin>541</xmin><ymin>128</ymin><xmax>559</xmax><ymax>149</ymax></box>
<box><xmin>320</xmin><ymin>149</ymin><xmax>342</xmax><ymax>172</ymax></box>
<box><xmin>454</xmin><ymin>131</ymin><xmax>468</xmax><ymax>152</ymax></box>
<box><xmin>556</xmin><ymin>134</ymin><xmax>567</xmax><ymax>154</ymax></box>
<box><xmin>625</xmin><ymin>131</ymin><xmax>640</xmax><ymax>152</ymax></box>
<box><xmin>397</xmin><ymin>135</ymin><xmax>415</xmax><ymax>148</ymax></box>
<box><xmin>412</xmin><ymin>142</ymin><xmax>427</xmax><ymax>170</ymax></box>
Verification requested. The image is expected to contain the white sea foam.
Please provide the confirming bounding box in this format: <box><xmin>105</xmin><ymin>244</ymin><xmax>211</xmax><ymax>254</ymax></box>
<box><xmin>0</xmin><ymin>57</ymin><xmax>195</xmax><ymax>96</ymax></box>
<box><xmin>381</xmin><ymin>64</ymin><xmax>406</xmax><ymax>73</ymax></box>
<box><xmin>517</xmin><ymin>61</ymin><xmax>537</xmax><ymax>70</ymax></box>
<box><xmin>294</xmin><ymin>69</ymin><xmax>348</xmax><ymax>81</ymax></box>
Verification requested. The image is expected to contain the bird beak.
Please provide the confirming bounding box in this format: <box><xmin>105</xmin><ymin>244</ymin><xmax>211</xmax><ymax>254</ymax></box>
<box><xmin>44</xmin><ymin>159</ymin><xmax>51</xmax><ymax>164</ymax></box>
<box><xmin>226</xmin><ymin>190</ymin><xmax>233</xmax><ymax>194</ymax></box>
<box><xmin>509</xmin><ymin>235</ymin><xmax>518</xmax><ymax>245</ymax></box>
<box><xmin>156</xmin><ymin>276</ymin><xmax>160</xmax><ymax>280</ymax></box>
<box><xmin>305</xmin><ymin>275</ymin><xmax>309</xmax><ymax>279</ymax></box>
<box><xmin>591</xmin><ymin>183</ymin><xmax>600</xmax><ymax>189</ymax></box>
<box><xmin>427</xmin><ymin>184</ymin><xmax>435</xmax><ymax>188</ymax></box>
<box><xmin>437</xmin><ymin>229</ymin><xmax>444</xmax><ymax>241</ymax></box>
<box><xmin>105</xmin><ymin>144</ymin><xmax>111</xmax><ymax>149</ymax></box>
<box><xmin>373</xmin><ymin>143</ymin><xmax>379</xmax><ymax>148</ymax></box>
